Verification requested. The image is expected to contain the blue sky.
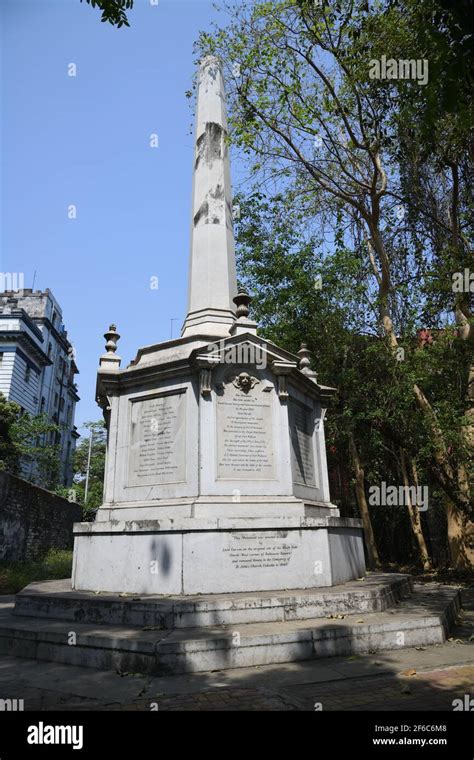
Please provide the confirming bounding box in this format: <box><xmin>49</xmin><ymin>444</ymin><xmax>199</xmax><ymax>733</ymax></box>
<box><xmin>1</xmin><ymin>0</ymin><xmax>241</xmax><ymax>435</ymax></box>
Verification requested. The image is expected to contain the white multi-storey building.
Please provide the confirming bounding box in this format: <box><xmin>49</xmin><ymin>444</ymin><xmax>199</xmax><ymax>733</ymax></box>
<box><xmin>0</xmin><ymin>288</ymin><xmax>79</xmax><ymax>486</ymax></box>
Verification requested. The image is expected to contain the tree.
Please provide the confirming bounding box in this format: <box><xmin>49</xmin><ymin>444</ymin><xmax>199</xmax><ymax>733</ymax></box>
<box><xmin>0</xmin><ymin>392</ymin><xmax>61</xmax><ymax>487</ymax></box>
<box><xmin>234</xmin><ymin>189</ymin><xmax>464</xmax><ymax>569</ymax></box>
<box><xmin>195</xmin><ymin>0</ymin><xmax>473</xmax><ymax>568</ymax></box>
<box><xmin>80</xmin><ymin>0</ymin><xmax>133</xmax><ymax>28</ymax></box>
<box><xmin>0</xmin><ymin>393</ymin><xmax>19</xmax><ymax>465</ymax></box>
<box><xmin>71</xmin><ymin>421</ymin><xmax>106</xmax><ymax>513</ymax></box>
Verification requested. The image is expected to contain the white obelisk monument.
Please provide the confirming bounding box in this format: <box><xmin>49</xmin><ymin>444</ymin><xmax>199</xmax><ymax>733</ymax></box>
<box><xmin>72</xmin><ymin>56</ymin><xmax>365</xmax><ymax>594</ymax></box>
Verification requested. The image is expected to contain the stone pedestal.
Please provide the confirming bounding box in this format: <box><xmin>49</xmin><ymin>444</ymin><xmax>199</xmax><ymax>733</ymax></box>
<box><xmin>73</xmin><ymin>516</ymin><xmax>365</xmax><ymax>595</ymax></box>
<box><xmin>73</xmin><ymin>331</ymin><xmax>365</xmax><ymax>594</ymax></box>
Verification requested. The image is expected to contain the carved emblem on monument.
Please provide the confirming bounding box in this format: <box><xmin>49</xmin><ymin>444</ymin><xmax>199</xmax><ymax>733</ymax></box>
<box><xmin>230</xmin><ymin>371</ymin><xmax>260</xmax><ymax>394</ymax></box>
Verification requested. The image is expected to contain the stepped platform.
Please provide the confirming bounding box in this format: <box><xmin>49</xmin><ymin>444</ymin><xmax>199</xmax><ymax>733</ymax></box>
<box><xmin>0</xmin><ymin>574</ymin><xmax>461</xmax><ymax>675</ymax></box>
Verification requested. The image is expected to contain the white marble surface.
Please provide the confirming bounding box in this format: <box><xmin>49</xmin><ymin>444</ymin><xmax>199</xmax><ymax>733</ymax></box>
<box><xmin>181</xmin><ymin>56</ymin><xmax>237</xmax><ymax>338</ymax></box>
<box><xmin>73</xmin><ymin>517</ymin><xmax>365</xmax><ymax>595</ymax></box>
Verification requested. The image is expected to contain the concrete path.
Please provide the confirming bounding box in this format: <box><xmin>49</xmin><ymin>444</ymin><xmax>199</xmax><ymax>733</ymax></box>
<box><xmin>0</xmin><ymin>588</ymin><xmax>472</xmax><ymax>711</ymax></box>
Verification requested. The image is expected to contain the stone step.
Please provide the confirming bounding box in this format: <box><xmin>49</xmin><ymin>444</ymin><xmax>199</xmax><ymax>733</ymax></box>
<box><xmin>1</xmin><ymin>585</ymin><xmax>460</xmax><ymax>675</ymax></box>
<box><xmin>14</xmin><ymin>574</ymin><xmax>413</xmax><ymax>629</ymax></box>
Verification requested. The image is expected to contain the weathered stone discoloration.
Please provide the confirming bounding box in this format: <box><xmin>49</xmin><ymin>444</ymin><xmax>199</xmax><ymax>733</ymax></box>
<box><xmin>2</xmin><ymin>583</ymin><xmax>462</xmax><ymax>675</ymax></box>
<box><xmin>15</xmin><ymin>575</ymin><xmax>413</xmax><ymax>628</ymax></box>
<box><xmin>193</xmin><ymin>184</ymin><xmax>225</xmax><ymax>227</ymax></box>
<box><xmin>182</xmin><ymin>56</ymin><xmax>238</xmax><ymax>337</ymax></box>
<box><xmin>0</xmin><ymin>472</ymin><xmax>81</xmax><ymax>562</ymax></box>
<box><xmin>195</xmin><ymin>122</ymin><xmax>224</xmax><ymax>170</ymax></box>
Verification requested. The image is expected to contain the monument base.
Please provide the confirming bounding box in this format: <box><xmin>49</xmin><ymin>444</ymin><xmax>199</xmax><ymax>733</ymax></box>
<box><xmin>72</xmin><ymin>515</ymin><xmax>365</xmax><ymax>595</ymax></box>
<box><xmin>4</xmin><ymin>575</ymin><xmax>461</xmax><ymax>675</ymax></box>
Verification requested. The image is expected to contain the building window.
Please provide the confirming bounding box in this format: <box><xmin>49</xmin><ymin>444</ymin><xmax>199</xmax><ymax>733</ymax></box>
<box><xmin>59</xmin><ymin>397</ymin><xmax>65</xmax><ymax>411</ymax></box>
<box><xmin>48</xmin><ymin>342</ymin><xmax>52</xmax><ymax>357</ymax></box>
<box><xmin>0</xmin><ymin>353</ymin><xmax>3</xmax><ymax>366</ymax></box>
<box><xmin>24</xmin><ymin>365</ymin><xmax>31</xmax><ymax>383</ymax></box>
<box><xmin>54</xmin><ymin>392</ymin><xmax>59</xmax><ymax>408</ymax></box>
<box><xmin>40</xmin><ymin>396</ymin><xmax>45</xmax><ymax>413</ymax></box>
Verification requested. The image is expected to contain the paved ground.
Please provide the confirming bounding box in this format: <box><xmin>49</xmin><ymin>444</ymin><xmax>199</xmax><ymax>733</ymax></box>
<box><xmin>0</xmin><ymin>588</ymin><xmax>472</xmax><ymax>712</ymax></box>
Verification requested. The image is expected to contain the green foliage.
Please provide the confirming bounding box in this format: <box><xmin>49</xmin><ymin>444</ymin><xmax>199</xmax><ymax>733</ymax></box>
<box><xmin>72</xmin><ymin>420</ymin><xmax>106</xmax><ymax>514</ymax></box>
<box><xmin>0</xmin><ymin>392</ymin><xmax>62</xmax><ymax>488</ymax></box>
<box><xmin>0</xmin><ymin>393</ymin><xmax>19</xmax><ymax>464</ymax></box>
<box><xmin>80</xmin><ymin>0</ymin><xmax>133</xmax><ymax>28</ymax></box>
<box><xmin>235</xmin><ymin>185</ymin><xmax>470</xmax><ymax>565</ymax></box>
<box><xmin>195</xmin><ymin>1</ymin><xmax>473</xmax><ymax>569</ymax></box>
<box><xmin>0</xmin><ymin>549</ymin><xmax>73</xmax><ymax>595</ymax></box>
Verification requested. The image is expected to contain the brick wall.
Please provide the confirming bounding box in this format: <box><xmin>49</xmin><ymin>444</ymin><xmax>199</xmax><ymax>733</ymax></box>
<box><xmin>0</xmin><ymin>471</ymin><xmax>82</xmax><ymax>562</ymax></box>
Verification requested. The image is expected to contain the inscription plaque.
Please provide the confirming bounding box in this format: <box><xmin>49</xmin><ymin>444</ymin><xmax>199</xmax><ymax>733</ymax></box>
<box><xmin>289</xmin><ymin>398</ymin><xmax>317</xmax><ymax>487</ymax></box>
<box><xmin>216</xmin><ymin>382</ymin><xmax>274</xmax><ymax>480</ymax></box>
<box><xmin>128</xmin><ymin>391</ymin><xmax>186</xmax><ymax>486</ymax></box>
<box><xmin>222</xmin><ymin>532</ymin><xmax>298</xmax><ymax>569</ymax></box>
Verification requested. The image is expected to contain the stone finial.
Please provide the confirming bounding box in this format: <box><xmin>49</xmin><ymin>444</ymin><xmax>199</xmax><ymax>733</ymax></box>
<box><xmin>104</xmin><ymin>324</ymin><xmax>119</xmax><ymax>353</ymax></box>
<box><xmin>100</xmin><ymin>324</ymin><xmax>121</xmax><ymax>369</ymax></box>
<box><xmin>297</xmin><ymin>343</ymin><xmax>317</xmax><ymax>383</ymax></box>
<box><xmin>233</xmin><ymin>289</ymin><xmax>251</xmax><ymax>320</ymax></box>
<box><xmin>230</xmin><ymin>287</ymin><xmax>258</xmax><ymax>337</ymax></box>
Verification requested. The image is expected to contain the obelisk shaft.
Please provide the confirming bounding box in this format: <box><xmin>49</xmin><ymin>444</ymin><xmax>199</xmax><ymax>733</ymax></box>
<box><xmin>181</xmin><ymin>56</ymin><xmax>238</xmax><ymax>338</ymax></box>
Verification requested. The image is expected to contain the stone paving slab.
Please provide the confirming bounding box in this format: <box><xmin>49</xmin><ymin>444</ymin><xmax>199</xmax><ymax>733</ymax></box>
<box><xmin>0</xmin><ymin>637</ymin><xmax>472</xmax><ymax>711</ymax></box>
<box><xmin>279</xmin><ymin>664</ymin><xmax>474</xmax><ymax>712</ymax></box>
<box><xmin>1</xmin><ymin>659</ymin><xmax>472</xmax><ymax>711</ymax></box>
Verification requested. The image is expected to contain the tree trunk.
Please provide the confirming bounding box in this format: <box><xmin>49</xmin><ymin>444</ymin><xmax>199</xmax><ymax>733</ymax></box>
<box><xmin>368</xmin><ymin>222</ymin><xmax>473</xmax><ymax>569</ymax></box>
<box><xmin>400</xmin><ymin>449</ymin><xmax>432</xmax><ymax>571</ymax></box>
<box><xmin>349</xmin><ymin>433</ymin><xmax>380</xmax><ymax>569</ymax></box>
<box><xmin>446</xmin><ymin>502</ymin><xmax>474</xmax><ymax>570</ymax></box>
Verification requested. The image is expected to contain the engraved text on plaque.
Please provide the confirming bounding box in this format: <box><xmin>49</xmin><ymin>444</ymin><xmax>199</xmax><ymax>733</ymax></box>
<box><xmin>289</xmin><ymin>398</ymin><xmax>317</xmax><ymax>487</ymax></box>
<box><xmin>216</xmin><ymin>383</ymin><xmax>274</xmax><ymax>480</ymax></box>
<box><xmin>128</xmin><ymin>391</ymin><xmax>186</xmax><ymax>486</ymax></box>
